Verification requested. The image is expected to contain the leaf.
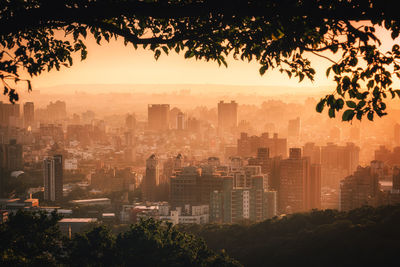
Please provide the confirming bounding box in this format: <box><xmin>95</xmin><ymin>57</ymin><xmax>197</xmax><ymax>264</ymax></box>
<box><xmin>161</xmin><ymin>46</ymin><xmax>169</xmax><ymax>55</ymax></box>
<box><xmin>367</xmin><ymin>111</ymin><xmax>374</xmax><ymax>121</ymax></box>
<box><xmin>259</xmin><ymin>65</ymin><xmax>268</xmax><ymax>75</ymax></box>
<box><xmin>326</xmin><ymin>67</ymin><xmax>331</xmax><ymax>77</ymax></box>
<box><xmin>154</xmin><ymin>50</ymin><xmax>161</xmax><ymax>60</ymax></box>
<box><xmin>342</xmin><ymin>109</ymin><xmax>355</xmax><ymax>121</ymax></box>
<box><xmin>316</xmin><ymin>99</ymin><xmax>326</xmax><ymax>113</ymax></box>
<box><xmin>346</xmin><ymin>101</ymin><xmax>356</xmax><ymax>108</ymax></box>
<box><xmin>328</xmin><ymin>108</ymin><xmax>335</xmax><ymax>118</ymax></box>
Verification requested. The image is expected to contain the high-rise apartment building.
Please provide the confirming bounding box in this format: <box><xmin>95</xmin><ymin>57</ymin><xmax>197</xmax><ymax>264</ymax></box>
<box><xmin>177</xmin><ymin>112</ymin><xmax>186</xmax><ymax>130</ymax></box>
<box><xmin>125</xmin><ymin>113</ymin><xmax>136</xmax><ymax>131</ymax></box>
<box><xmin>218</xmin><ymin>101</ymin><xmax>238</xmax><ymax>134</ymax></box>
<box><xmin>43</xmin><ymin>155</ymin><xmax>63</xmax><ymax>202</ymax></box>
<box><xmin>143</xmin><ymin>154</ymin><xmax>159</xmax><ymax>202</ymax></box>
<box><xmin>47</xmin><ymin>101</ymin><xmax>67</xmax><ymax>121</ymax></box>
<box><xmin>279</xmin><ymin>148</ymin><xmax>321</xmax><ymax>213</ymax></box>
<box><xmin>170</xmin><ymin>165</ymin><xmax>225</xmax><ymax>207</ymax></box>
<box><xmin>247</xmin><ymin>147</ymin><xmax>282</xmax><ymax>191</ymax></box>
<box><xmin>321</xmin><ymin>142</ymin><xmax>359</xmax><ymax>188</ymax></box>
<box><xmin>288</xmin><ymin>117</ymin><xmax>301</xmax><ymax>138</ymax></box>
<box><xmin>0</xmin><ymin>139</ymin><xmax>23</xmax><ymax>172</ymax></box>
<box><xmin>237</xmin><ymin>132</ymin><xmax>287</xmax><ymax>158</ymax></box>
<box><xmin>303</xmin><ymin>142</ymin><xmax>321</xmax><ymax>164</ymax></box>
<box><xmin>395</xmin><ymin>123</ymin><xmax>400</xmax><ymax>146</ymax></box>
<box><xmin>170</xmin><ymin>166</ymin><xmax>201</xmax><ymax>207</ymax></box>
<box><xmin>148</xmin><ymin>104</ymin><xmax>170</xmax><ymax>131</ymax></box>
<box><xmin>340</xmin><ymin>166</ymin><xmax>380</xmax><ymax>211</ymax></box>
<box><xmin>0</xmin><ymin>102</ymin><xmax>20</xmax><ymax>127</ymax></box>
<box><xmin>213</xmin><ymin>175</ymin><xmax>277</xmax><ymax>223</ymax></box>
<box><xmin>23</xmin><ymin>102</ymin><xmax>34</xmax><ymax>129</ymax></box>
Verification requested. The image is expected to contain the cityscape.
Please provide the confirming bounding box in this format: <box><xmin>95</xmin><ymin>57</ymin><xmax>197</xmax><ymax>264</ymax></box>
<box><xmin>3</xmin><ymin>1</ymin><xmax>400</xmax><ymax>266</ymax></box>
<box><xmin>2</xmin><ymin>91</ymin><xmax>400</xmax><ymax>229</ymax></box>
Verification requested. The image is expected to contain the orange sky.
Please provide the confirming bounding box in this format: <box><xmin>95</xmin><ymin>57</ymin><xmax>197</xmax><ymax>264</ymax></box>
<box><xmin>27</xmin><ymin>25</ymin><xmax>399</xmax><ymax>93</ymax></box>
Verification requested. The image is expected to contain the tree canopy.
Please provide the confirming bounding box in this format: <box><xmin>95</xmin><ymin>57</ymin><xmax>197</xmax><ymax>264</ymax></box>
<box><xmin>0</xmin><ymin>210</ymin><xmax>240</xmax><ymax>266</ymax></box>
<box><xmin>2</xmin><ymin>0</ymin><xmax>400</xmax><ymax>120</ymax></box>
<box><xmin>180</xmin><ymin>205</ymin><xmax>400</xmax><ymax>267</ymax></box>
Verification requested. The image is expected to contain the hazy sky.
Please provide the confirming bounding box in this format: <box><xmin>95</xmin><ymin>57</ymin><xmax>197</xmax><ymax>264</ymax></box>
<box><xmin>29</xmin><ymin>37</ymin><xmax>335</xmax><ymax>89</ymax></box>
<box><xmin>26</xmin><ymin>25</ymin><xmax>398</xmax><ymax>93</ymax></box>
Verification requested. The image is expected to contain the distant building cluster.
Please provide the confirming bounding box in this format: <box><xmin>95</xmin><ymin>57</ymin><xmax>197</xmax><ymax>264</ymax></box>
<box><xmin>2</xmin><ymin>94</ymin><xmax>400</xmax><ymax>232</ymax></box>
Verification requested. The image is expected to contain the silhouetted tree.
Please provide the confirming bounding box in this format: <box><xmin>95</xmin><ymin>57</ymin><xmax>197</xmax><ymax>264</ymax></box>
<box><xmin>0</xmin><ymin>211</ymin><xmax>240</xmax><ymax>266</ymax></box>
<box><xmin>1</xmin><ymin>1</ymin><xmax>400</xmax><ymax>120</ymax></box>
<box><xmin>0</xmin><ymin>210</ymin><xmax>64</xmax><ymax>266</ymax></box>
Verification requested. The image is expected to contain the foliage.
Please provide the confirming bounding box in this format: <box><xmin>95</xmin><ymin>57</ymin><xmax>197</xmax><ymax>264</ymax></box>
<box><xmin>0</xmin><ymin>210</ymin><xmax>64</xmax><ymax>266</ymax></box>
<box><xmin>180</xmin><ymin>205</ymin><xmax>400</xmax><ymax>267</ymax></box>
<box><xmin>1</xmin><ymin>1</ymin><xmax>400</xmax><ymax>120</ymax></box>
<box><xmin>0</xmin><ymin>211</ymin><xmax>240</xmax><ymax>266</ymax></box>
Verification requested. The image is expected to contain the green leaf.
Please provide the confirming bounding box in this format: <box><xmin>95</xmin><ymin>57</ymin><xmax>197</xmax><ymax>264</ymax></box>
<box><xmin>259</xmin><ymin>65</ymin><xmax>268</xmax><ymax>75</ymax></box>
<box><xmin>328</xmin><ymin>108</ymin><xmax>335</xmax><ymax>118</ymax></box>
<box><xmin>326</xmin><ymin>67</ymin><xmax>331</xmax><ymax>77</ymax></box>
<box><xmin>316</xmin><ymin>99</ymin><xmax>326</xmax><ymax>113</ymax></box>
<box><xmin>346</xmin><ymin>101</ymin><xmax>356</xmax><ymax>108</ymax></box>
<box><xmin>367</xmin><ymin>111</ymin><xmax>374</xmax><ymax>121</ymax></box>
<box><xmin>161</xmin><ymin>46</ymin><xmax>169</xmax><ymax>55</ymax></box>
<box><xmin>342</xmin><ymin>109</ymin><xmax>355</xmax><ymax>121</ymax></box>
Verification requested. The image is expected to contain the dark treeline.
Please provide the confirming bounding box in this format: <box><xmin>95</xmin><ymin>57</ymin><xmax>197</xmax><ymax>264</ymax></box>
<box><xmin>2</xmin><ymin>205</ymin><xmax>400</xmax><ymax>266</ymax></box>
<box><xmin>179</xmin><ymin>205</ymin><xmax>400</xmax><ymax>267</ymax></box>
<box><xmin>0</xmin><ymin>211</ymin><xmax>239</xmax><ymax>266</ymax></box>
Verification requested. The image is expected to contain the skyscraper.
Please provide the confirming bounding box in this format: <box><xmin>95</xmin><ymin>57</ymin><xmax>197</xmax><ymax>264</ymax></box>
<box><xmin>288</xmin><ymin>117</ymin><xmax>301</xmax><ymax>138</ymax></box>
<box><xmin>218</xmin><ymin>100</ymin><xmax>238</xmax><ymax>134</ymax></box>
<box><xmin>23</xmin><ymin>102</ymin><xmax>34</xmax><ymax>129</ymax></box>
<box><xmin>43</xmin><ymin>155</ymin><xmax>63</xmax><ymax>202</ymax></box>
<box><xmin>0</xmin><ymin>101</ymin><xmax>20</xmax><ymax>127</ymax></box>
<box><xmin>321</xmin><ymin>142</ymin><xmax>360</xmax><ymax>188</ymax></box>
<box><xmin>148</xmin><ymin>104</ymin><xmax>170</xmax><ymax>131</ymax></box>
<box><xmin>395</xmin><ymin>123</ymin><xmax>400</xmax><ymax>146</ymax></box>
<box><xmin>279</xmin><ymin>148</ymin><xmax>320</xmax><ymax>213</ymax></box>
<box><xmin>177</xmin><ymin>112</ymin><xmax>186</xmax><ymax>130</ymax></box>
<box><xmin>125</xmin><ymin>113</ymin><xmax>136</xmax><ymax>131</ymax></box>
<box><xmin>303</xmin><ymin>142</ymin><xmax>321</xmax><ymax>165</ymax></box>
<box><xmin>143</xmin><ymin>154</ymin><xmax>159</xmax><ymax>201</ymax></box>
<box><xmin>340</xmin><ymin>166</ymin><xmax>380</xmax><ymax>211</ymax></box>
<box><xmin>0</xmin><ymin>139</ymin><xmax>23</xmax><ymax>172</ymax></box>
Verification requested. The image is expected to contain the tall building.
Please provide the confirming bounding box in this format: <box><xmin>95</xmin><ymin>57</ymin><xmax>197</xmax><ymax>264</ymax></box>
<box><xmin>279</xmin><ymin>148</ymin><xmax>320</xmax><ymax>213</ymax></box>
<box><xmin>143</xmin><ymin>154</ymin><xmax>159</xmax><ymax>202</ymax></box>
<box><xmin>218</xmin><ymin>101</ymin><xmax>238</xmax><ymax>134</ymax></box>
<box><xmin>321</xmin><ymin>142</ymin><xmax>359</xmax><ymax>188</ymax></box>
<box><xmin>213</xmin><ymin>174</ymin><xmax>277</xmax><ymax>223</ymax></box>
<box><xmin>247</xmin><ymin>147</ymin><xmax>282</xmax><ymax>191</ymax></box>
<box><xmin>43</xmin><ymin>155</ymin><xmax>63</xmax><ymax>202</ymax></box>
<box><xmin>125</xmin><ymin>113</ymin><xmax>136</xmax><ymax>131</ymax></box>
<box><xmin>177</xmin><ymin>112</ymin><xmax>186</xmax><ymax>130</ymax></box>
<box><xmin>340</xmin><ymin>166</ymin><xmax>380</xmax><ymax>211</ymax></box>
<box><xmin>0</xmin><ymin>139</ymin><xmax>23</xmax><ymax>172</ymax></box>
<box><xmin>395</xmin><ymin>123</ymin><xmax>400</xmax><ymax>146</ymax></box>
<box><xmin>23</xmin><ymin>102</ymin><xmax>34</xmax><ymax>129</ymax></box>
<box><xmin>288</xmin><ymin>117</ymin><xmax>301</xmax><ymax>138</ymax></box>
<box><xmin>170</xmin><ymin>166</ymin><xmax>200</xmax><ymax>207</ymax></box>
<box><xmin>237</xmin><ymin>132</ymin><xmax>287</xmax><ymax>158</ymax></box>
<box><xmin>148</xmin><ymin>104</ymin><xmax>170</xmax><ymax>131</ymax></box>
<box><xmin>303</xmin><ymin>142</ymin><xmax>321</xmax><ymax>164</ymax></box>
<box><xmin>0</xmin><ymin>101</ymin><xmax>20</xmax><ymax>127</ymax></box>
